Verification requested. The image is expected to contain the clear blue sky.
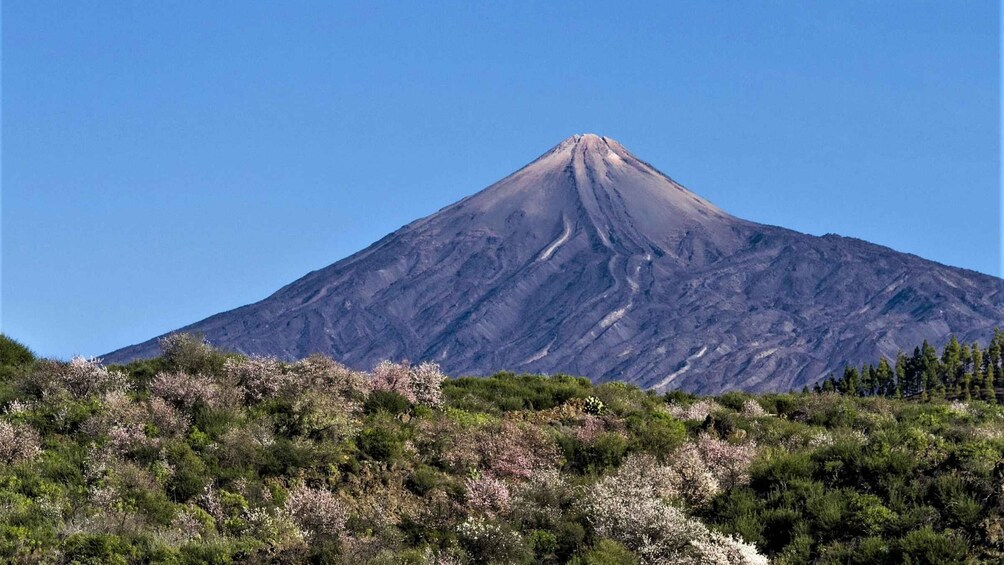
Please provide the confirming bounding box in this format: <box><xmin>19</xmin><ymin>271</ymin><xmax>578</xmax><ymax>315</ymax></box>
<box><xmin>3</xmin><ymin>1</ymin><xmax>1000</xmax><ymax>359</ymax></box>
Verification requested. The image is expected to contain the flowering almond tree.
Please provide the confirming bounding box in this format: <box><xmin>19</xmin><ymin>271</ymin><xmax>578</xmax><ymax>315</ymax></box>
<box><xmin>370</xmin><ymin>360</ymin><xmax>447</xmax><ymax>407</ymax></box>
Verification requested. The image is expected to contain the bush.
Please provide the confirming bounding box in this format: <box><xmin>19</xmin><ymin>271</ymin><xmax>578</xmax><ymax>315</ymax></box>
<box><xmin>897</xmin><ymin>527</ymin><xmax>968</xmax><ymax>563</ymax></box>
<box><xmin>62</xmin><ymin>533</ymin><xmax>136</xmax><ymax>564</ymax></box>
<box><xmin>0</xmin><ymin>335</ymin><xmax>34</xmax><ymax>370</ymax></box>
<box><xmin>357</xmin><ymin>421</ymin><xmax>404</xmax><ymax>462</ymax></box>
<box><xmin>444</xmin><ymin>373</ymin><xmax>592</xmax><ymax>413</ymax></box>
<box><xmin>562</xmin><ymin>431</ymin><xmax>628</xmax><ymax>474</ymax></box>
<box><xmin>365</xmin><ymin>390</ymin><xmax>412</xmax><ymax>415</ymax></box>
<box><xmin>159</xmin><ymin>333</ymin><xmax>230</xmax><ymax>376</ymax></box>
<box><xmin>574</xmin><ymin>539</ymin><xmax>638</xmax><ymax>564</ymax></box>
<box><xmin>0</xmin><ymin>341</ymin><xmax>1001</xmax><ymax>563</ymax></box>
<box><xmin>625</xmin><ymin>410</ymin><xmax>686</xmax><ymax>456</ymax></box>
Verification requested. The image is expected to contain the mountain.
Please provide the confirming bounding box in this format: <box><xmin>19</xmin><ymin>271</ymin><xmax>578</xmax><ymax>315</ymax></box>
<box><xmin>104</xmin><ymin>134</ymin><xmax>1004</xmax><ymax>393</ymax></box>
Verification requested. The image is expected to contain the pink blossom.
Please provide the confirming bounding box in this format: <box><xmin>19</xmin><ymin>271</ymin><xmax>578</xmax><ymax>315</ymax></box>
<box><xmin>370</xmin><ymin>361</ymin><xmax>447</xmax><ymax>407</ymax></box>
<box><xmin>225</xmin><ymin>355</ymin><xmax>292</xmax><ymax>403</ymax></box>
<box><xmin>106</xmin><ymin>423</ymin><xmax>151</xmax><ymax>455</ymax></box>
<box><xmin>284</xmin><ymin>484</ymin><xmax>347</xmax><ymax>539</ymax></box>
<box><xmin>464</xmin><ymin>475</ymin><xmax>511</xmax><ymax>517</ymax></box>
<box><xmin>665</xmin><ymin>435</ymin><xmax>758</xmax><ymax>506</ymax></box>
<box><xmin>32</xmin><ymin>357</ymin><xmax>127</xmax><ymax>397</ymax></box>
<box><xmin>441</xmin><ymin>419</ymin><xmax>558</xmax><ymax>479</ymax></box>
<box><xmin>575</xmin><ymin>415</ymin><xmax>607</xmax><ymax>443</ymax></box>
<box><xmin>666</xmin><ymin>400</ymin><xmax>723</xmax><ymax>421</ymax></box>
<box><xmin>0</xmin><ymin>420</ymin><xmax>41</xmax><ymax>464</ymax></box>
<box><xmin>147</xmin><ymin>396</ymin><xmax>191</xmax><ymax>436</ymax></box>
<box><xmin>290</xmin><ymin>355</ymin><xmax>370</xmax><ymax>396</ymax></box>
<box><xmin>740</xmin><ymin>399</ymin><xmax>767</xmax><ymax>417</ymax></box>
<box><xmin>150</xmin><ymin>371</ymin><xmax>226</xmax><ymax>409</ymax></box>
<box><xmin>587</xmin><ymin>455</ymin><xmax>767</xmax><ymax>564</ymax></box>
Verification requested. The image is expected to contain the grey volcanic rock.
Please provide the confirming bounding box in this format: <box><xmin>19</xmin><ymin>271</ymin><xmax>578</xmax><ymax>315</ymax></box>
<box><xmin>104</xmin><ymin>134</ymin><xmax>1004</xmax><ymax>393</ymax></box>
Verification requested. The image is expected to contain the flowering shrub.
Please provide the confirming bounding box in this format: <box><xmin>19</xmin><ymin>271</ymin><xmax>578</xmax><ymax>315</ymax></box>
<box><xmin>214</xmin><ymin>424</ymin><xmax>274</xmax><ymax>468</ymax></box>
<box><xmin>575</xmin><ymin>414</ymin><xmax>607</xmax><ymax>443</ymax></box>
<box><xmin>224</xmin><ymin>355</ymin><xmax>291</xmax><ymax>404</ymax></box>
<box><xmin>3</xmin><ymin>400</ymin><xmax>32</xmax><ymax>416</ymax></box>
<box><xmin>106</xmin><ymin>423</ymin><xmax>150</xmax><ymax>455</ymax></box>
<box><xmin>290</xmin><ymin>355</ymin><xmax>370</xmax><ymax>397</ymax></box>
<box><xmin>288</xmin><ymin>390</ymin><xmax>361</xmax><ymax>441</ymax></box>
<box><xmin>586</xmin><ymin>455</ymin><xmax>767</xmax><ymax>564</ymax></box>
<box><xmin>370</xmin><ymin>361</ymin><xmax>411</xmax><ymax>399</ymax></box>
<box><xmin>741</xmin><ymin>399</ymin><xmax>768</xmax><ymax>417</ymax></box>
<box><xmin>692</xmin><ymin>435</ymin><xmax>758</xmax><ymax>490</ymax></box>
<box><xmin>666</xmin><ymin>435</ymin><xmax>758</xmax><ymax>506</ymax></box>
<box><xmin>410</xmin><ymin>362</ymin><xmax>447</xmax><ymax>407</ymax></box>
<box><xmin>158</xmin><ymin>333</ymin><xmax>223</xmax><ymax>374</ymax></box>
<box><xmin>243</xmin><ymin>506</ymin><xmax>305</xmax><ymax>548</ymax></box>
<box><xmin>66</xmin><ymin>357</ymin><xmax>128</xmax><ymax>396</ymax></box>
<box><xmin>666</xmin><ymin>399</ymin><xmax>724</xmax><ymax>421</ymax></box>
<box><xmin>508</xmin><ymin>469</ymin><xmax>576</xmax><ymax>529</ymax></box>
<box><xmin>150</xmin><ymin>371</ymin><xmax>227</xmax><ymax>409</ymax></box>
<box><xmin>0</xmin><ymin>420</ymin><xmax>42</xmax><ymax>464</ymax></box>
<box><xmin>370</xmin><ymin>361</ymin><xmax>446</xmax><ymax>407</ymax></box>
<box><xmin>465</xmin><ymin>475</ymin><xmax>511</xmax><ymax>517</ymax></box>
<box><xmin>26</xmin><ymin>357</ymin><xmax>127</xmax><ymax>398</ymax></box>
<box><xmin>2</xmin><ymin>330</ymin><xmax>997</xmax><ymax>563</ymax></box>
<box><xmin>197</xmin><ymin>485</ymin><xmax>225</xmax><ymax>526</ymax></box>
<box><xmin>477</xmin><ymin>420</ymin><xmax>559</xmax><ymax>479</ymax></box>
<box><xmin>147</xmin><ymin>397</ymin><xmax>191</xmax><ymax>436</ymax></box>
<box><xmin>456</xmin><ymin>517</ymin><xmax>527</xmax><ymax>564</ymax></box>
<box><xmin>691</xmin><ymin>531</ymin><xmax>770</xmax><ymax>565</ymax></box>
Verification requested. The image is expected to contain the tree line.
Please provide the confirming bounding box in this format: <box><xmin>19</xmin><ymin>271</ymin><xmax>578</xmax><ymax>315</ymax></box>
<box><xmin>813</xmin><ymin>329</ymin><xmax>1004</xmax><ymax>401</ymax></box>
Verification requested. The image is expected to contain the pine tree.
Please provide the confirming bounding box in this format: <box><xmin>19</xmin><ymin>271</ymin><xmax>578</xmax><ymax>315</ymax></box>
<box><xmin>922</xmin><ymin>341</ymin><xmax>942</xmax><ymax>399</ymax></box>
<box><xmin>860</xmin><ymin>364</ymin><xmax>874</xmax><ymax>397</ymax></box>
<box><xmin>875</xmin><ymin>358</ymin><xmax>894</xmax><ymax>398</ymax></box>
<box><xmin>894</xmin><ymin>352</ymin><xmax>907</xmax><ymax>398</ymax></box>
<box><xmin>840</xmin><ymin>367</ymin><xmax>860</xmax><ymax>396</ymax></box>
<box><xmin>988</xmin><ymin>364</ymin><xmax>999</xmax><ymax>404</ymax></box>
<box><xmin>942</xmin><ymin>336</ymin><xmax>962</xmax><ymax>398</ymax></box>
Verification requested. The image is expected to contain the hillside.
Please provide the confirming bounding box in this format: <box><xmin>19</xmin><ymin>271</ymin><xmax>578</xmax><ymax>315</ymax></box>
<box><xmin>2</xmin><ymin>334</ymin><xmax>1004</xmax><ymax>563</ymax></box>
<box><xmin>103</xmin><ymin>134</ymin><xmax>1004</xmax><ymax>393</ymax></box>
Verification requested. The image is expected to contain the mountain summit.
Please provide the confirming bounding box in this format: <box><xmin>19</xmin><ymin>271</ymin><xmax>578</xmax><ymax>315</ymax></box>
<box><xmin>104</xmin><ymin>135</ymin><xmax>1004</xmax><ymax>393</ymax></box>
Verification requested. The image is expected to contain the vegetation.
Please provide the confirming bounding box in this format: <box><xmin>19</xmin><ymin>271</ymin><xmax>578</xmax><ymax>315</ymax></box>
<box><xmin>817</xmin><ymin>330</ymin><xmax>1004</xmax><ymax>403</ymax></box>
<box><xmin>0</xmin><ymin>332</ymin><xmax>1001</xmax><ymax>563</ymax></box>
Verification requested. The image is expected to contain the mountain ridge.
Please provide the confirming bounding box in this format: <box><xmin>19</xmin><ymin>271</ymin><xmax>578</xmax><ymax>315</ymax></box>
<box><xmin>104</xmin><ymin>134</ymin><xmax>1004</xmax><ymax>393</ymax></box>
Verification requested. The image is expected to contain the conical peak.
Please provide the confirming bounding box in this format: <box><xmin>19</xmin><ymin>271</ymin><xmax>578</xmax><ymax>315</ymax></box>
<box><xmin>557</xmin><ymin>133</ymin><xmax>616</xmax><ymax>151</ymax></box>
<box><xmin>446</xmin><ymin>133</ymin><xmax>738</xmax><ymax>256</ymax></box>
<box><xmin>538</xmin><ymin>133</ymin><xmax>629</xmax><ymax>168</ymax></box>
<box><xmin>570</xmin><ymin>133</ymin><xmax>606</xmax><ymax>144</ymax></box>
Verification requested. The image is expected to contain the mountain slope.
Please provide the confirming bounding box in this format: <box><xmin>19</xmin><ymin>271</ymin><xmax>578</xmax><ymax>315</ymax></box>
<box><xmin>104</xmin><ymin>134</ymin><xmax>1004</xmax><ymax>393</ymax></box>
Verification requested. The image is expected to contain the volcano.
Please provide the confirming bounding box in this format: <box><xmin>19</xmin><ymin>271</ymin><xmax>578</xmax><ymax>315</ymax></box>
<box><xmin>104</xmin><ymin>134</ymin><xmax>1004</xmax><ymax>393</ymax></box>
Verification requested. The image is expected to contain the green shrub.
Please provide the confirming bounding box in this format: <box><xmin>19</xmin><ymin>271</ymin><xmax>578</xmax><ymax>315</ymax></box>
<box><xmin>164</xmin><ymin>440</ymin><xmax>209</xmax><ymax>501</ymax></box>
<box><xmin>365</xmin><ymin>390</ymin><xmax>412</xmax><ymax>415</ymax></box>
<box><xmin>0</xmin><ymin>335</ymin><xmax>34</xmax><ymax>372</ymax></box>
<box><xmin>180</xmin><ymin>542</ymin><xmax>234</xmax><ymax>565</ymax></box>
<box><xmin>62</xmin><ymin>533</ymin><xmax>136</xmax><ymax>565</ymax></box>
<box><xmin>406</xmin><ymin>465</ymin><xmax>442</xmax><ymax>496</ymax></box>
<box><xmin>562</xmin><ymin>431</ymin><xmax>628</xmax><ymax>474</ymax></box>
<box><xmin>444</xmin><ymin>373</ymin><xmax>592</xmax><ymax>413</ymax></box>
<box><xmin>625</xmin><ymin>410</ymin><xmax>686</xmax><ymax>456</ymax></box>
<box><xmin>357</xmin><ymin>420</ymin><xmax>404</xmax><ymax>462</ymax></box>
<box><xmin>159</xmin><ymin>333</ymin><xmax>231</xmax><ymax>377</ymax></box>
<box><xmin>573</xmin><ymin>539</ymin><xmax>638</xmax><ymax>564</ymax></box>
<box><xmin>897</xmin><ymin>527</ymin><xmax>968</xmax><ymax>563</ymax></box>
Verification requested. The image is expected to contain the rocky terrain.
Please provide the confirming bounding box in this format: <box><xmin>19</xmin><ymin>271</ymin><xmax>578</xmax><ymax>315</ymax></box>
<box><xmin>104</xmin><ymin>134</ymin><xmax>1004</xmax><ymax>393</ymax></box>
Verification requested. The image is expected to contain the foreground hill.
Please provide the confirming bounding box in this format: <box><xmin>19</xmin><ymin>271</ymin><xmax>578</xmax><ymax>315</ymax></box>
<box><xmin>104</xmin><ymin>134</ymin><xmax>1004</xmax><ymax>393</ymax></box>
<box><xmin>2</xmin><ymin>334</ymin><xmax>1004</xmax><ymax>563</ymax></box>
